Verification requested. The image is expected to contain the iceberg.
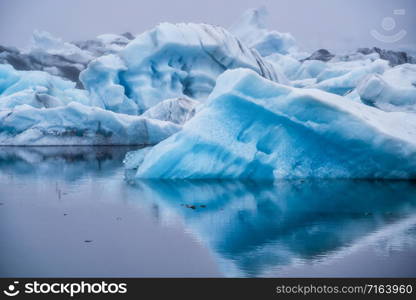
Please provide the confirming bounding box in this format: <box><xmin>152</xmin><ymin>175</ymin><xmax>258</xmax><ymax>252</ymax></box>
<box><xmin>75</xmin><ymin>33</ymin><xmax>134</xmax><ymax>56</ymax></box>
<box><xmin>115</xmin><ymin>22</ymin><xmax>286</xmax><ymax>112</ymax></box>
<box><xmin>229</xmin><ymin>7</ymin><xmax>297</xmax><ymax>56</ymax></box>
<box><xmin>0</xmin><ymin>30</ymin><xmax>133</xmax><ymax>89</ymax></box>
<box><xmin>264</xmin><ymin>53</ymin><xmax>302</xmax><ymax>80</ymax></box>
<box><xmin>286</xmin><ymin>47</ymin><xmax>414</xmax><ymax>94</ymax></box>
<box><xmin>0</xmin><ymin>102</ymin><xmax>180</xmax><ymax>145</ymax></box>
<box><xmin>132</xmin><ymin>68</ymin><xmax>416</xmax><ymax>179</ymax></box>
<box><xmin>1</xmin><ymin>8</ymin><xmax>416</xmax><ymax>154</ymax></box>
<box><xmin>267</xmin><ymin>50</ymin><xmax>390</xmax><ymax>91</ymax></box>
<box><xmin>29</xmin><ymin>30</ymin><xmax>94</xmax><ymax>65</ymax></box>
<box><xmin>0</xmin><ymin>64</ymin><xmax>90</xmax><ymax>110</ymax></box>
<box><xmin>358</xmin><ymin>64</ymin><xmax>416</xmax><ymax>112</ymax></box>
<box><xmin>0</xmin><ymin>31</ymin><xmax>94</xmax><ymax>89</ymax></box>
<box><xmin>293</xmin><ymin>60</ymin><xmax>328</xmax><ymax>81</ymax></box>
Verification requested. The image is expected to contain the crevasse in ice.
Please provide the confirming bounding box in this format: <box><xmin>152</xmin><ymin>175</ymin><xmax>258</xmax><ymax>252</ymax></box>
<box><xmin>78</xmin><ymin>21</ymin><xmax>287</xmax><ymax>113</ymax></box>
<box><xmin>114</xmin><ymin>22</ymin><xmax>286</xmax><ymax>112</ymax></box>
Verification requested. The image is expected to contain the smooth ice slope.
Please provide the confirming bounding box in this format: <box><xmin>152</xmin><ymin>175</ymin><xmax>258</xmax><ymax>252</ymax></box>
<box><xmin>0</xmin><ymin>102</ymin><xmax>180</xmax><ymax>145</ymax></box>
<box><xmin>79</xmin><ymin>54</ymin><xmax>138</xmax><ymax>115</ymax></box>
<box><xmin>313</xmin><ymin>59</ymin><xmax>389</xmax><ymax>95</ymax></box>
<box><xmin>133</xmin><ymin>69</ymin><xmax>416</xmax><ymax>179</ymax></box>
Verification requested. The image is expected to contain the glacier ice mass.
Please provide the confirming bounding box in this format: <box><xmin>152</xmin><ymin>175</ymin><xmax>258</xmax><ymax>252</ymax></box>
<box><xmin>132</xmin><ymin>69</ymin><xmax>416</xmax><ymax>179</ymax></box>
<box><xmin>1</xmin><ymin>8</ymin><xmax>416</xmax><ymax>179</ymax></box>
<box><xmin>114</xmin><ymin>22</ymin><xmax>286</xmax><ymax>112</ymax></box>
<box><xmin>76</xmin><ymin>21</ymin><xmax>288</xmax><ymax>114</ymax></box>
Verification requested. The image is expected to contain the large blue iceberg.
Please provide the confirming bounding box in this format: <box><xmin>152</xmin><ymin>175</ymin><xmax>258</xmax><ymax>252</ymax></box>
<box><xmin>0</xmin><ymin>64</ymin><xmax>90</xmax><ymax>110</ymax></box>
<box><xmin>82</xmin><ymin>22</ymin><xmax>286</xmax><ymax>113</ymax></box>
<box><xmin>131</xmin><ymin>69</ymin><xmax>416</xmax><ymax>179</ymax></box>
<box><xmin>1</xmin><ymin>8</ymin><xmax>416</xmax><ymax>178</ymax></box>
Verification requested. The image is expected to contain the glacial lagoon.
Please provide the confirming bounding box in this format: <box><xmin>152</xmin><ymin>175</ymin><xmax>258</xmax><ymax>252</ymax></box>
<box><xmin>1</xmin><ymin>146</ymin><xmax>416</xmax><ymax>277</ymax></box>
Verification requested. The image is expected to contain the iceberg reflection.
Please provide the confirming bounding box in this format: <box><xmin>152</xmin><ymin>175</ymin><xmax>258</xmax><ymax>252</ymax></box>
<box><xmin>128</xmin><ymin>179</ymin><xmax>416</xmax><ymax>277</ymax></box>
<box><xmin>0</xmin><ymin>146</ymin><xmax>141</xmax><ymax>181</ymax></box>
<box><xmin>1</xmin><ymin>147</ymin><xmax>415</xmax><ymax>277</ymax></box>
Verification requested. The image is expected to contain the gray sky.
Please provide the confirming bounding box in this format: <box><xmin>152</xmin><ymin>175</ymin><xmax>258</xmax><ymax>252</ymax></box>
<box><xmin>0</xmin><ymin>0</ymin><xmax>415</xmax><ymax>52</ymax></box>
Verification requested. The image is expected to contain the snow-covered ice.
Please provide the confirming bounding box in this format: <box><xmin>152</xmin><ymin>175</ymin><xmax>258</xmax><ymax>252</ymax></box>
<box><xmin>116</xmin><ymin>22</ymin><xmax>286</xmax><ymax>112</ymax></box>
<box><xmin>0</xmin><ymin>64</ymin><xmax>90</xmax><ymax>110</ymax></box>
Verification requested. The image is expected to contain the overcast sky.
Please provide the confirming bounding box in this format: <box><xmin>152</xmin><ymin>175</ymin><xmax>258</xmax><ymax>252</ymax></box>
<box><xmin>0</xmin><ymin>0</ymin><xmax>415</xmax><ymax>52</ymax></box>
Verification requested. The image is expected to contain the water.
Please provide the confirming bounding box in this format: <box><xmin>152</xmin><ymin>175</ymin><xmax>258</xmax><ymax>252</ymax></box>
<box><xmin>1</xmin><ymin>146</ymin><xmax>416</xmax><ymax>277</ymax></box>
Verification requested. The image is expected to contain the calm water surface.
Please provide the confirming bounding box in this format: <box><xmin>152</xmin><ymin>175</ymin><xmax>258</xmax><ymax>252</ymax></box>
<box><xmin>0</xmin><ymin>146</ymin><xmax>416</xmax><ymax>277</ymax></box>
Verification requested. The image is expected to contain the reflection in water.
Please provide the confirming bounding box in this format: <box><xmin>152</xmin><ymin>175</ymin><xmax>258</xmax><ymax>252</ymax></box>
<box><xmin>128</xmin><ymin>179</ymin><xmax>416</xmax><ymax>277</ymax></box>
<box><xmin>0</xmin><ymin>146</ymin><xmax>141</xmax><ymax>181</ymax></box>
<box><xmin>1</xmin><ymin>146</ymin><xmax>416</xmax><ymax>277</ymax></box>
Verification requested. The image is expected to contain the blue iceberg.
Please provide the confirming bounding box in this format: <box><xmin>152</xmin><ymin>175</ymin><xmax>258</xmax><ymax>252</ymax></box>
<box><xmin>113</xmin><ymin>22</ymin><xmax>286</xmax><ymax>112</ymax></box>
<box><xmin>1</xmin><ymin>7</ymin><xmax>416</xmax><ymax>173</ymax></box>
<box><xmin>132</xmin><ymin>69</ymin><xmax>416</xmax><ymax>179</ymax></box>
<box><xmin>0</xmin><ymin>64</ymin><xmax>90</xmax><ymax>110</ymax></box>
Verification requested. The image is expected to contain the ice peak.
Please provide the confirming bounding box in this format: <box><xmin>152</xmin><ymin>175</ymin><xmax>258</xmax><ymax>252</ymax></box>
<box><xmin>229</xmin><ymin>7</ymin><xmax>297</xmax><ymax>56</ymax></box>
